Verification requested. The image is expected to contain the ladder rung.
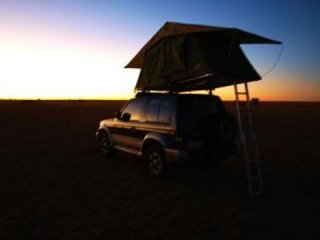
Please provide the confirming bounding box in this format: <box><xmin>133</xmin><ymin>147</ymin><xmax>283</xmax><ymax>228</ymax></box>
<box><xmin>236</xmin><ymin>92</ymin><xmax>248</xmax><ymax>95</ymax></box>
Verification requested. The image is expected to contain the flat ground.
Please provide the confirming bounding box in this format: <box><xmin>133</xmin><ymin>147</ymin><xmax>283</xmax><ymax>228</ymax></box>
<box><xmin>0</xmin><ymin>100</ymin><xmax>319</xmax><ymax>240</ymax></box>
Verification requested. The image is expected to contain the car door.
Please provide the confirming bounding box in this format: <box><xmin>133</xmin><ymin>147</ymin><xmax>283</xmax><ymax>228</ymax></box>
<box><xmin>111</xmin><ymin>97</ymin><xmax>147</xmax><ymax>153</ymax></box>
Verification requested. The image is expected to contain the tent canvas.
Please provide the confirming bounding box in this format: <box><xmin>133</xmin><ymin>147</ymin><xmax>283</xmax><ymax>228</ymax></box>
<box><xmin>126</xmin><ymin>22</ymin><xmax>281</xmax><ymax>91</ymax></box>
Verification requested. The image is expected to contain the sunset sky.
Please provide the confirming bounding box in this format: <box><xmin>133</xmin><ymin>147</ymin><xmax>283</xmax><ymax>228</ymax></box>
<box><xmin>0</xmin><ymin>0</ymin><xmax>319</xmax><ymax>101</ymax></box>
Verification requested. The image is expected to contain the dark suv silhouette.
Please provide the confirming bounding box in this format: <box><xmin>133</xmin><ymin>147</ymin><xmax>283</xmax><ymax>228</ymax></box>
<box><xmin>96</xmin><ymin>93</ymin><xmax>237</xmax><ymax>177</ymax></box>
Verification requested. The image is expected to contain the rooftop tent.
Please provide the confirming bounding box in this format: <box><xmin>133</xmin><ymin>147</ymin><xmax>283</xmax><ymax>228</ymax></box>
<box><xmin>126</xmin><ymin>22</ymin><xmax>282</xmax><ymax>91</ymax></box>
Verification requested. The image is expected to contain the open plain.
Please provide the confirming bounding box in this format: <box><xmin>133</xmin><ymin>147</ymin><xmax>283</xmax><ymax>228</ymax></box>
<box><xmin>0</xmin><ymin>100</ymin><xmax>319</xmax><ymax>239</ymax></box>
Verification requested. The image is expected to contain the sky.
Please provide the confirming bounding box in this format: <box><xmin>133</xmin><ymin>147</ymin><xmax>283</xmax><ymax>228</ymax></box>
<box><xmin>0</xmin><ymin>0</ymin><xmax>319</xmax><ymax>101</ymax></box>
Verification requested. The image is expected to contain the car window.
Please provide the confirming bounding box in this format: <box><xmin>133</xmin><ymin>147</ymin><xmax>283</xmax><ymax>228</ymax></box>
<box><xmin>121</xmin><ymin>98</ymin><xmax>146</xmax><ymax>121</ymax></box>
<box><xmin>159</xmin><ymin>99</ymin><xmax>174</xmax><ymax>123</ymax></box>
<box><xmin>146</xmin><ymin>99</ymin><xmax>160</xmax><ymax>122</ymax></box>
<box><xmin>179</xmin><ymin>96</ymin><xmax>222</xmax><ymax>118</ymax></box>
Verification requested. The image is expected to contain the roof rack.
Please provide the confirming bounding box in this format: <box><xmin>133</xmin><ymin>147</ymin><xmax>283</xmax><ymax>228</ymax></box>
<box><xmin>135</xmin><ymin>89</ymin><xmax>216</xmax><ymax>98</ymax></box>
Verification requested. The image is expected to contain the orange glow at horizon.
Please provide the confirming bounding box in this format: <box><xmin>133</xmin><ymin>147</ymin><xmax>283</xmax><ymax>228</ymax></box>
<box><xmin>0</xmin><ymin>40</ymin><xmax>138</xmax><ymax>100</ymax></box>
<box><xmin>1</xmin><ymin>1</ymin><xmax>320</xmax><ymax>102</ymax></box>
<box><xmin>214</xmin><ymin>73</ymin><xmax>320</xmax><ymax>102</ymax></box>
<box><xmin>0</xmin><ymin>28</ymin><xmax>319</xmax><ymax>101</ymax></box>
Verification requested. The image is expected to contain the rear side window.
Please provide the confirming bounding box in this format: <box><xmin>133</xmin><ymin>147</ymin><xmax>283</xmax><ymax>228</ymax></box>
<box><xmin>146</xmin><ymin>99</ymin><xmax>160</xmax><ymax>122</ymax></box>
<box><xmin>159</xmin><ymin>99</ymin><xmax>174</xmax><ymax>123</ymax></box>
<box><xmin>146</xmin><ymin>97</ymin><xmax>174</xmax><ymax>123</ymax></box>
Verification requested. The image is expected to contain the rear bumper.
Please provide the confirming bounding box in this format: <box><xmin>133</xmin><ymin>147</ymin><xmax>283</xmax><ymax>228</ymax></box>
<box><xmin>165</xmin><ymin>148</ymin><xmax>190</xmax><ymax>164</ymax></box>
<box><xmin>164</xmin><ymin>142</ymin><xmax>237</xmax><ymax>164</ymax></box>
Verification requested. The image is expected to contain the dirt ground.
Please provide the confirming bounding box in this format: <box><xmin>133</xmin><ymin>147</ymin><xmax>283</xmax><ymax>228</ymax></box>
<box><xmin>0</xmin><ymin>100</ymin><xmax>319</xmax><ymax>240</ymax></box>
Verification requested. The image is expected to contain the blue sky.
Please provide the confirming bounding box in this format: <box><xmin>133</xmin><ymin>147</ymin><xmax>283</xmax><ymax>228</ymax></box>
<box><xmin>0</xmin><ymin>0</ymin><xmax>319</xmax><ymax>100</ymax></box>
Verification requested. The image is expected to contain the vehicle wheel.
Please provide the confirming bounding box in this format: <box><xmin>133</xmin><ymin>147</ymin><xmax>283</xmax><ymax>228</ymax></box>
<box><xmin>98</xmin><ymin>131</ymin><xmax>112</xmax><ymax>158</ymax></box>
<box><xmin>144</xmin><ymin>145</ymin><xmax>168</xmax><ymax>178</ymax></box>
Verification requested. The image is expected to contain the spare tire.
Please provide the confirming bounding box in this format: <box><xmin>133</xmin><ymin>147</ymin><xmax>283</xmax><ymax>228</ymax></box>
<box><xmin>203</xmin><ymin>112</ymin><xmax>236</xmax><ymax>144</ymax></box>
<box><xmin>216</xmin><ymin>112</ymin><xmax>237</xmax><ymax>143</ymax></box>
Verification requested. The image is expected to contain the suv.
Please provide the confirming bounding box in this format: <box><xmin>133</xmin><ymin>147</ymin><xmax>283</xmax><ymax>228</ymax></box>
<box><xmin>96</xmin><ymin>93</ymin><xmax>237</xmax><ymax>177</ymax></box>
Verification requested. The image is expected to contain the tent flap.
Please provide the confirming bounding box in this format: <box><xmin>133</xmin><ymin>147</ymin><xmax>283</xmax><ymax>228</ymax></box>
<box><xmin>126</xmin><ymin>22</ymin><xmax>281</xmax><ymax>69</ymax></box>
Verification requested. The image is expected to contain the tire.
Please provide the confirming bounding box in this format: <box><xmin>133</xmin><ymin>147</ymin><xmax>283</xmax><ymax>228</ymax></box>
<box><xmin>216</xmin><ymin>113</ymin><xmax>236</xmax><ymax>143</ymax></box>
<box><xmin>98</xmin><ymin>131</ymin><xmax>112</xmax><ymax>159</ymax></box>
<box><xmin>202</xmin><ymin>113</ymin><xmax>235</xmax><ymax>167</ymax></box>
<box><xmin>144</xmin><ymin>145</ymin><xmax>168</xmax><ymax>178</ymax></box>
<box><xmin>203</xmin><ymin>113</ymin><xmax>236</xmax><ymax>144</ymax></box>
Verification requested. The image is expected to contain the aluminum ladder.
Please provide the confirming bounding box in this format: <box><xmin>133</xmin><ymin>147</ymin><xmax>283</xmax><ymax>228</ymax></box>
<box><xmin>234</xmin><ymin>82</ymin><xmax>263</xmax><ymax>197</ymax></box>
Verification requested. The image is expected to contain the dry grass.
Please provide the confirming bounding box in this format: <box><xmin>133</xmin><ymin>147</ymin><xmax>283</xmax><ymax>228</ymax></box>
<box><xmin>0</xmin><ymin>100</ymin><xmax>319</xmax><ymax>239</ymax></box>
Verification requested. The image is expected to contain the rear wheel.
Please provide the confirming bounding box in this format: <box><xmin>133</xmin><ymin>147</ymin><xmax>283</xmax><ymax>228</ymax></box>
<box><xmin>144</xmin><ymin>145</ymin><xmax>168</xmax><ymax>178</ymax></box>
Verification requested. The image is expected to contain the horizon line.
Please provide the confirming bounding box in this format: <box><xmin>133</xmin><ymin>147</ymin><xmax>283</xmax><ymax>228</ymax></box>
<box><xmin>0</xmin><ymin>98</ymin><xmax>319</xmax><ymax>103</ymax></box>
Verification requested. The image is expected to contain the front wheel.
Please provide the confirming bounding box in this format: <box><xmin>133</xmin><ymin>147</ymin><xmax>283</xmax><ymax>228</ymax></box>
<box><xmin>98</xmin><ymin>131</ymin><xmax>112</xmax><ymax>159</ymax></box>
<box><xmin>144</xmin><ymin>145</ymin><xmax>168</xmax><ymax>178</ymax></box>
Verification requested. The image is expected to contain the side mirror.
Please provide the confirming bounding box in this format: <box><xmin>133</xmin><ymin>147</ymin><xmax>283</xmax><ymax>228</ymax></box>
<box><xmin>114</xmin><ymin>111</ymin><xmax>121</xmax><ymax>119</ymax></box>
<box><xmin>122</xmin><ymin>112</ymin><xmax>131</xmax><ymax>121</ymax></box>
